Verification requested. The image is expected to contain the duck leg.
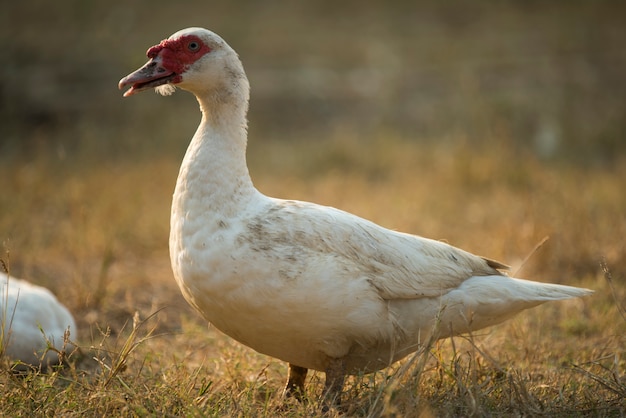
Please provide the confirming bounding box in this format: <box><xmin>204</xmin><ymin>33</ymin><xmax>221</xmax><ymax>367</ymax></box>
<box><xmin>322</xmin><ymin>357</ymin><xmax>346</xmax><ymax>409</ymax></box>
<box><xmin>284</xmin><ymin>363</ymin><xmax>308</xmax><ymax>401</ymax></box>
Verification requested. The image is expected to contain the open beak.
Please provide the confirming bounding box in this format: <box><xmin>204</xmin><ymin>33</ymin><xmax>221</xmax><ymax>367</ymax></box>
<box><xmin>118</xmin><ymin>57</ymin><xmax>177</xmax><ymax>97</ymax></box>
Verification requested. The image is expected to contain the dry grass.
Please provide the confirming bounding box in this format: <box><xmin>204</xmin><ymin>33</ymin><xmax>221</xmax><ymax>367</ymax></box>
<box><xmin>1</xmin><ymin>1</ymin><xmax>626</xmax><ymax>416</ymax></box>
<box><xmin>1</xmin><ymin>135</ymin><xmax>625</xmax><ymax>416</ymax></box>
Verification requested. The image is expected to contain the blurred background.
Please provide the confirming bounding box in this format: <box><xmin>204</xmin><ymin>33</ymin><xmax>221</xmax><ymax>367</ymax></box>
<box><xmin>1</xmin><ymin>0</ymin><xmax>625</xmax><ymax>162</ymax></box>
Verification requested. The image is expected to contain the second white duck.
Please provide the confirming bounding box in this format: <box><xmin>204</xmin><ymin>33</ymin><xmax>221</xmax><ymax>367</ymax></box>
<box><xmin>1</xmin><ymin>273</ymin><xmax>76</xmax><ymax>369</ymax></box>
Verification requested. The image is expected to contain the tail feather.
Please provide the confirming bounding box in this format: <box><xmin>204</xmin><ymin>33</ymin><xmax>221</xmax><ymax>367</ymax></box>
<box><xmin>458</xmin><ymin>275</ymin><xmax>593</xmax><ymax>303</ymax></box>
<box><xmin>439</xmin><ymin>275</ymin><xmax>593</xmax><ymax>335</ymax></box>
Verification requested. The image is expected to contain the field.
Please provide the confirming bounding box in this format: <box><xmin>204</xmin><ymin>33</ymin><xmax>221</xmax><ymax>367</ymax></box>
<box><xmin>1</xmin><ymin>1</ymin><xmax>625</xmax><ymax>416</ymax></box>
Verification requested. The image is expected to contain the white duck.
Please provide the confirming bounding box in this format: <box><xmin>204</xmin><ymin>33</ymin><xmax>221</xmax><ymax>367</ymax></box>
<box><xmin>1</xmin><ymin>273</ymin><xmax>76</xmax><ymax>368</ymax></box>
<box><xmin>119</xmin><ymin>28</ymin><xmax>593</xmax><ymax>404</ymax></box>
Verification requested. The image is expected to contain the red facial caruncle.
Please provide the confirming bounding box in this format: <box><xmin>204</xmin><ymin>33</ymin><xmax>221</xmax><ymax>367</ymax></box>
<box><xmin>147</xmin><ymin>35</ymin><xmax>212</xmax><ymax>80</ymax></box>
<box><xmin>119</xmin><ymin>34</ymin><xmax>212</xmax><ymax>97</ymax></box>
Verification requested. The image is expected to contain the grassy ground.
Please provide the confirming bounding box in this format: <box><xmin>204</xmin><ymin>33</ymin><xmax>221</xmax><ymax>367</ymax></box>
<box><xmin>1</xmin><ymin>137</ymin><xmax>624</xmax><ymax>416</ymax></box>
<box><xmin>1</xmin><ymin>1</ymin><xmax>626</xmax><ymax>416</ymax></box>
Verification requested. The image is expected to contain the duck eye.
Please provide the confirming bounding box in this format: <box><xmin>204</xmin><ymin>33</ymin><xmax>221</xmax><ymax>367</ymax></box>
<box><xmin>188</xmin><ymin>41</ymin><xmax>200</xmax><ymax>52</ymax></box>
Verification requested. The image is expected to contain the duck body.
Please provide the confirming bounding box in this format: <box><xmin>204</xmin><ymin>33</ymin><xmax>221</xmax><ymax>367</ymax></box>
<box><xmin>119</xmin><ymin>27</ymin><xmax>592</xmax><ymax>402</ymax></box>
<box><xmin>170</xmin><ymin>182</ymin><xmax>584</xmax><ymax>374</ymax></box>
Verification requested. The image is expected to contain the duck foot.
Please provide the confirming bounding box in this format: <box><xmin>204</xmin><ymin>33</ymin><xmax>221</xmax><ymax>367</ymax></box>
<box><xmin>321</xmin><ymin>357</ymin><xmax>346</xmax><ymax>412</ymax></box>
<box><xmin>283</xmin><ymin>363</ymin><xmax>308</xmax><ymax>401</ymax></box>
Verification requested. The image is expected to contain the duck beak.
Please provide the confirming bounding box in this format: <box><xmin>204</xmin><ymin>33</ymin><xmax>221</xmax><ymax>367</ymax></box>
<box><xmin>118</xmin><ymin>57</ymin><xmax>177</xmax><ymax>97</ymax></box>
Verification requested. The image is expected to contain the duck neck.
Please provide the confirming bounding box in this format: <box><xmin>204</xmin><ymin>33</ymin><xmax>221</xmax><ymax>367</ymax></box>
<box><xmin>174</xmin><ymin>85</ymin><xmax>257</xmax><ymax>218</ymax></box>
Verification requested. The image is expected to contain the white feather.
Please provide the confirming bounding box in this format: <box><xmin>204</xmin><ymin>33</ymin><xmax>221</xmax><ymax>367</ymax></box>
<box><xmin>155</xmin><ymin>84</ymin><xmax>176</xmax><ymax>96</ymax></box>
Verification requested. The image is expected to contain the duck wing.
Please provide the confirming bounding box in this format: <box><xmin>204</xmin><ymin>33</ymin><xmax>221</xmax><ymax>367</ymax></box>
<box><xmin>253</xmin><ymin>198</ymin><xmax>508</xmax><ymax>301</ymax></box>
